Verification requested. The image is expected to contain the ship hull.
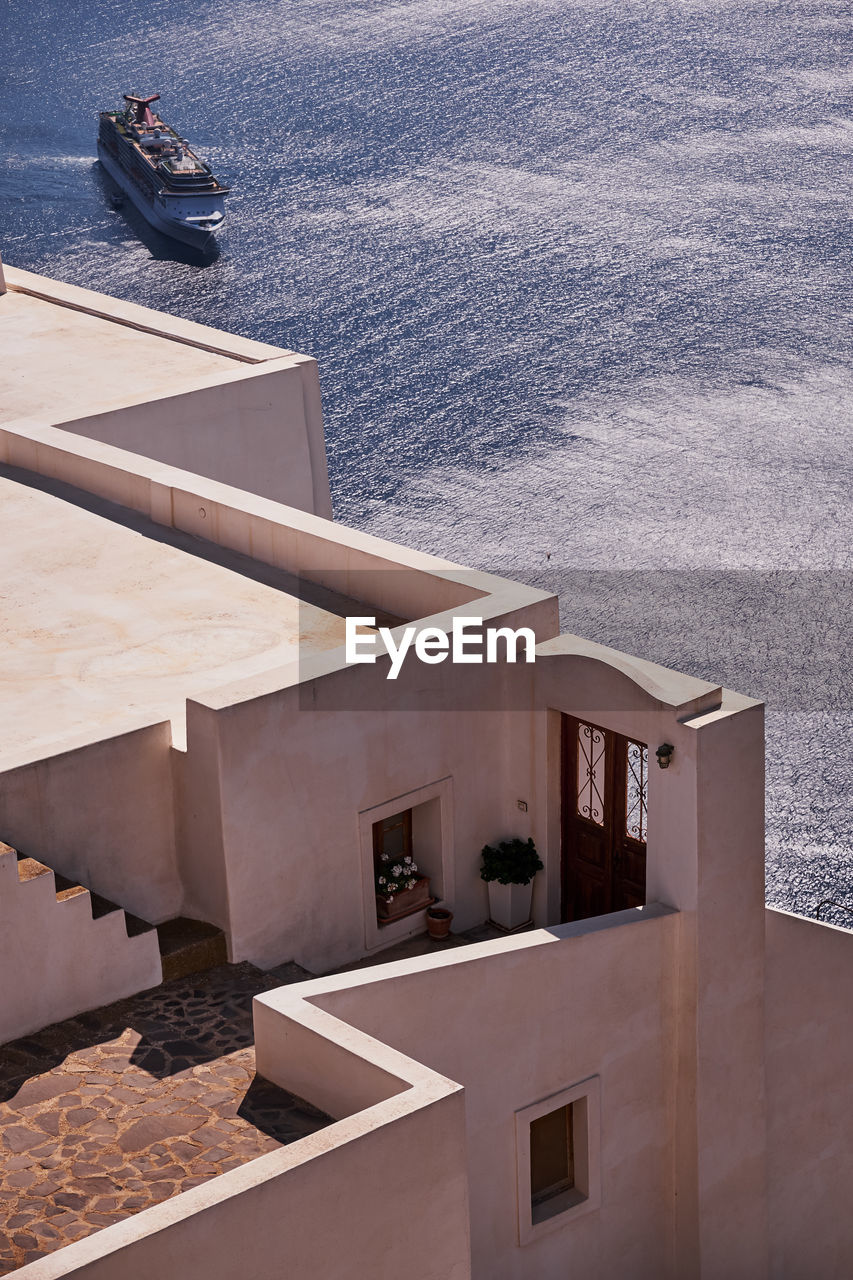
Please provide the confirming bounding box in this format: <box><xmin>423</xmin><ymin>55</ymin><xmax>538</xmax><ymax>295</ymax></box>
<box><xmin>97</xmin><ymin>142</ymin><xmax>222</xmax><ymax>252</ymax></box>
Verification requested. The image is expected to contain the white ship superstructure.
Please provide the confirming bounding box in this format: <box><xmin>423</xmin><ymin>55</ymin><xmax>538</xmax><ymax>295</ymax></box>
<box><xmin>97</xmin><ymin>94</ymin><xmax>228</xmax><ymax>251</ymax></box>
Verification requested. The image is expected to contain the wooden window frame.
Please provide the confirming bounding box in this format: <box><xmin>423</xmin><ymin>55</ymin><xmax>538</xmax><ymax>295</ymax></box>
<box><xmin>372</xmin><ymin>808</ymin><xmax>413</xmax><ymax>873</ymax></box>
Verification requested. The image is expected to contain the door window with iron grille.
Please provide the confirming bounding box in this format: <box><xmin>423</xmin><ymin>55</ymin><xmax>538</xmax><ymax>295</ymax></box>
<box><xmin>561</xmin><ymin>715</ymin><xmax>647</xmax><ymax>922</ymax></box>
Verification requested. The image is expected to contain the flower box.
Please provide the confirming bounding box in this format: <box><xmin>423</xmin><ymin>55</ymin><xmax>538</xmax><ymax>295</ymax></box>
<box><xmin>376</xmin><ymin>875</ymin><xmax>434</xmax><ymax>924</ymax></box>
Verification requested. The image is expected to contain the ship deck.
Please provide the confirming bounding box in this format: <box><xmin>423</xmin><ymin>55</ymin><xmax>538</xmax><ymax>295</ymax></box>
<box><xmin>103</xmin><ymin>114</ymin><xmax>225</xmax><ymax>192</ymax></box>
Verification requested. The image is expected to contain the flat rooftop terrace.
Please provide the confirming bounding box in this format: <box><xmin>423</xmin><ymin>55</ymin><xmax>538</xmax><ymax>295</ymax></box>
<box><xmin>0</xmin><ymin>290</ymin><xmax>248</xmax><ymax>427</ymax></box>
<box><xmin>0</xmin><ymin>963</ymin><xmax>329</xmax><ymax>1274</ymax></box>
<box><xmin>0</xmin><ymin>468</ymin><xmax>382</xmax><ymax>768</ymax></box>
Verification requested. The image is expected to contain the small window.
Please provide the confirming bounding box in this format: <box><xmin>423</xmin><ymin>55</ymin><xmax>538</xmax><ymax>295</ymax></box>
<box><xmin>361</xmin><ymin>783</ymin><xmax>449</xmax><ymax>950</ymax></box>
<box><xmin>373</xmin><ymin>808</ymin><xmax>432</xmax><ymax>926</ymax></box>
<box><xmin>373</xmin><ymin>809</ymin><xmax>412</xmax><ymax>869</ymax></box>
<box><xmin>530</xmin><ymin>1104</ymin><xmax>575</xmax><ymax>1220</ymax></box>
<box><xmin>515</xmin><ymin>1078</ymin><xmax>600</xmax><ymax>1244</ymax></box>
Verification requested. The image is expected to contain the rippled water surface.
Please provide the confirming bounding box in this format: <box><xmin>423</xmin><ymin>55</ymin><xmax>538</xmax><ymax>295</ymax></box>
<box><xmin>2</xmin><ymin>0</ymin><xmax>852</xmax><ymax>918</ymax></box>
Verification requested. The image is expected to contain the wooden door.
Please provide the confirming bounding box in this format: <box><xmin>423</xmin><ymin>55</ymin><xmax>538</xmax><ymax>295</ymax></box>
<box><xmin>560</xmin><ymin>715</ymin><xmax>648</xmax><ymax>922</ymax></box>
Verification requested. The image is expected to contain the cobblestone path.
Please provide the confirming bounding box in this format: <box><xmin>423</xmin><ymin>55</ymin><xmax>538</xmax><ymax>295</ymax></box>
<box><xmin>0</xmin><ymin>963</ymin><xmax>329</xmax><ymax>1274</ymax></box>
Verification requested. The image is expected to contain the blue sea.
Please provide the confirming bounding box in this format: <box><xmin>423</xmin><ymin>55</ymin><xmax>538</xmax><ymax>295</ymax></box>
<box><xmin>2</xmin><ymin>0</ymin><xmax>852</xmax><ymax>919</ymax></box>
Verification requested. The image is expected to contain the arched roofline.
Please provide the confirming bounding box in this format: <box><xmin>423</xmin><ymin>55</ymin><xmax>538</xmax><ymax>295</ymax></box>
<box><xmin>535</xmin><ymin>633</ymin><xmax>723</xmax><ymax>720</ymax></box>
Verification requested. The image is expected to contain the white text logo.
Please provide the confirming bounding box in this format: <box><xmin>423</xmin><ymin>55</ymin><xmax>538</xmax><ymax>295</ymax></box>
<box><xmin>345</xmin><ymin>617</ymin><xmax>536</xmax><ymax>680</ymax></box>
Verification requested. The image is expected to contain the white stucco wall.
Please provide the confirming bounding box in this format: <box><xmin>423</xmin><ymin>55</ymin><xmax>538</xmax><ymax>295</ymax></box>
<box><xmin>0</xmin><ymin>846</ymin><xmax>162</xmax><ymax>1043</ymax></box>
<box><xmin>17</xmin><ymin>1001</ymin><xmax>471</xmax><ymax>1280</ymax></box>
<box><xmin>531</xmin><ymin>649</ymin><xmax>769</xmax><ymax>1280</ymax></box>
<box><xmin>3</xmin><ymin>264</ymin><xmax>332</xmax><ymax>520</ymax></box>
<box><xmin>260</xmin><ymin>906</ymin><xmax>679</xmax><ymax>1280</ymax></box>
<box><xmin>192</xmin><ymin>695</ymin><xmax>531</xmax><ymax>970</ymax></box>
<box><xmin>765</xmin><ymin>908</ymin><xmax>853</xmax><ymax>1279</ymax></box>
<box><xmin>57</xmin><ymin>356</ymin><xmax>332</xmax><ymax>519</ymax></box>
<box><xmin>184</xmin><ymin>597</ymin><xmax>559</xmax><ymax>972</ymax></box>
<box><xmin>0</xmin><ymin>722</ymin><xmax>181</xmax><ymax>924</ymax></box>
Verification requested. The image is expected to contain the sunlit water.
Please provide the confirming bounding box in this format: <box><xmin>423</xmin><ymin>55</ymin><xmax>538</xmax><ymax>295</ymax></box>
<box><xmin>2</xmin><ymin>0</ymin><xmax>852</xmax><ymax>919</ymax></box>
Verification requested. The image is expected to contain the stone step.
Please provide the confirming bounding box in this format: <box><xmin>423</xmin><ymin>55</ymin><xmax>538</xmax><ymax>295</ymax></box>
<box><xmin>9</xmin><ymin>843</ymin><xmax>226</xmax><ymax>982</ymax></box>
<box><xmin>156</xmin><ymin>918</ymin><xmax>228</xmax><ymax>983</ymax></box>
<box><xmin>15</xmin><ymin>853</ymin><xmax>53</xmax><ymax>883</ymax></box>
<box><xmin>14</xmin><ymin>849</ymin><xmax>156</xmax><ymax>939</ymax></box>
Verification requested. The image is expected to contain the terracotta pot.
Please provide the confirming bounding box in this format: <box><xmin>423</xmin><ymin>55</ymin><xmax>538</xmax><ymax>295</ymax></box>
<box><xmin>426</xmin><ymin>907</ymin><xmax>453</xmax><ymax>940</ymax></box>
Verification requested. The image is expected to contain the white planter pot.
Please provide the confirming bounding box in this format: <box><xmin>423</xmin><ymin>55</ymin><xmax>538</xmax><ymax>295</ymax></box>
<box><xmin>487</xmin><ymin>880</ymin><xmax>534</xmax><ymax>931</ymax></box>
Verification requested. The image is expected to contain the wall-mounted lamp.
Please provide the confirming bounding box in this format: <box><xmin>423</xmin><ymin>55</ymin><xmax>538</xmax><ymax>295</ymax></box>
<box><xmin>656</xmin><ymin>743</ymin><xmax>674</xmax><ymax>770</ymax></box>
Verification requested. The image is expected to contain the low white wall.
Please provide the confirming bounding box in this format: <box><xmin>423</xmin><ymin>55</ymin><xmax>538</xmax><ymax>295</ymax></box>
<box><xmin>0</xmin><ymin>847</ymin><xmax>161</xmax><ymax>1043</ymax></box>
<box><xmin>0</xmin><ymin>723</ymin><xmax>181</xmax><ymax>924</ymax></box>
<box><xmin>297</xmin><ymin>907</ymin><xmax>679</xmax><ymax>1280</ymax></box>
<box><xmin>0</xmin><ymin>416</ymin><xmax>511</xmax><ymax>627</ymax></box>
<box><xmin>57</xmin><ymin>357</ymin><xmax>332</xmax><ymax>519</ymax></box>
<box><xmin>18</xmin><ymin>999</ymin><xmax>470</xmax><ymax>1280</ymax></box>
<box><xmin>198</xmin><ymin>693</ymin><xmax>514</xmax><ymax>970</ymax></box>
<box><xmin>765</xmin><ymin>908</ymin><xmax>853</xmax><ymax>1279</ymax></box>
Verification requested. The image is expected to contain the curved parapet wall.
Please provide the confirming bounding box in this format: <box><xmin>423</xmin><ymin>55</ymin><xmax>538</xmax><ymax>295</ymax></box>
<box><xmin>535</xmin><ymin>632</ymin><xmax>723</xmax><ymax>719</ymax></box>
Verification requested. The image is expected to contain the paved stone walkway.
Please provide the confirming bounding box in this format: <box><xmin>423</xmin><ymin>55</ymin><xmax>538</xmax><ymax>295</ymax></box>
<box><xmin>0</xmin><ymin>963</ymin><xmax>329</xmax><ymax>1274</ymax></box>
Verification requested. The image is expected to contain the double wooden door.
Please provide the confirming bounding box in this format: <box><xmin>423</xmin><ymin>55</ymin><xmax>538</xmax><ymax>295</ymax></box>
<box><xmin>560</xmin><ymin>715</ymin><xmax>648</xmax><ymax>923</ymax></box>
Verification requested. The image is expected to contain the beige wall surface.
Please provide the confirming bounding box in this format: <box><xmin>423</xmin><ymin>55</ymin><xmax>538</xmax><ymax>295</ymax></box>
<box><xmin>0</xmin><ymin>289</ymin><xmax>241</xmax><ymax>426</ymax></box>
<box><xmin>300</xmin><ymin>908</ymin><xmax>679</xmax><ymax>1280</ymax></box>
<box><xmin>531</xmin><ymin>648</ymin><xmax>768</xmax><ymax>1280</ymax></box>
<box><xmin>0</xmin><ymin>846</ymin><xmax>161</xmax><ymax>1043</ymax></box>
<box><xmin>205</xmin><ymin>693</ymin><xmax>526</xmax><ymax>970</ymax></box>
<box><xmin>0</xmin><ymin>723</ymin><xmax>181</xmax><ymax>925</ymax></box>
<box><xmin>57</xmin><ymin>356</ymin><xmax>332</xmax><ymax>519</ymax></box>
<box><xmin>3</xmin><ymin>265</ymin><xmax>331</xmax><ymax>518</ymax></box>
<box><xmin>690</xmin><ymin>698</ymin><xmax>768</xmax><ymax>1280</ymax></box>
<box><xmin>191</xmin><ymin>602</ymin><xmax>560</xmax><ymax>972</ymax></box>
<box><xmin>765</xmin><ymin>908</ymin><xmax>853</xmax><ymax>1279</ymax></box>
<box><xmin>0</xmin><ymin>471</ymin><xmax>357</xmax><ymax>769</ymax></box>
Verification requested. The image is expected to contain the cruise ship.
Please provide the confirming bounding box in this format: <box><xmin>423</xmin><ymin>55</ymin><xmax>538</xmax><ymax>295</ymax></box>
<box><xmin>97</xmin><ymin>94</ymin><xmax>228</xmax><ymax>251</ymax></box>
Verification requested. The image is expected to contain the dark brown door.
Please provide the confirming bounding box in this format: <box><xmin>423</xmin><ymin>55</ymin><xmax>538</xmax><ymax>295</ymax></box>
<box><xmin>560</xmin><ymin>715</ymin><xmax>648</xmax><ymax>922</ymax></box>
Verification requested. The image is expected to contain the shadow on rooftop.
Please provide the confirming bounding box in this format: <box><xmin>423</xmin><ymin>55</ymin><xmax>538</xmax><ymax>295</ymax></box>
<box><xmin>0</xmin><ymin>463</ymin><xmax>408</xmax><ymax>628</ymax></box>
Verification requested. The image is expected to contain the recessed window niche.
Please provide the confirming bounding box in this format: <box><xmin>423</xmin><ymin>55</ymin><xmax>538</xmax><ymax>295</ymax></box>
<box><xmin>359</xmin><ymin>778</ymin><xmax>454</xmax><ymax>952</ymax></box>
<box><xmin>515</xmin><ymin>1077</ymin><xmax>600</xmax><ymax>1244</ymax></box>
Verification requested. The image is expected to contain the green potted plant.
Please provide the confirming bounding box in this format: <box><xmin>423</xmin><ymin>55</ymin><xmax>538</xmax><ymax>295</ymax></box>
<box><xmin>480</xmin><ymin>837</ymin><xmax>543</xmax><ymax>931</ymax></box>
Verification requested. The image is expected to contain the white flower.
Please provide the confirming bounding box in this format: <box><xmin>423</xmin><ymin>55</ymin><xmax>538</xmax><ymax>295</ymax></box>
<box><xmin>404</xmin><ymin>856</ymin><xmax>412</xmax><ymax>864</ymax></box>
<box><xmin>378</xmin><ymin>876</ymin><xmax>386</xmax><ymax>885</ymax></box>
<box><xmin>407</xmin><ymin>879</ymin><xmax>415</xmax><ymax>889</ymax></box>
<box><xmin>392</xmin><ymin>864</ymin><xmax>402</xmax><ymax>876</ymax></box>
